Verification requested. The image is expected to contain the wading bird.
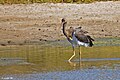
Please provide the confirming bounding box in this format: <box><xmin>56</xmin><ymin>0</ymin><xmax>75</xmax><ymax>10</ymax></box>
<box><xmin>62</xmin><ymin>18</ymin><xmax>94</xmax><ymax>62</ymax></box>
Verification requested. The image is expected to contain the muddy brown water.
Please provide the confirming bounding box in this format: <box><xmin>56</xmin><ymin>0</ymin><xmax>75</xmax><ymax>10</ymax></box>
<box><xmin>0</xmin><ymin>38</ymin><xmax>120</xmax><ymax>80</ymax></box>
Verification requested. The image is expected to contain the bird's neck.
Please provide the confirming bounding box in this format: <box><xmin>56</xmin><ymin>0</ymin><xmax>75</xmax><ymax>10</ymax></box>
<box><xmin>62</xmin><ymin>22</ymin><xmax>72</xmax><ymax>42</ymax></box>
<box><xmin>62</xmin><ymin>22</ymin><xmax>68</xmax><ymax>38</ymax></box>
<box><xmin>72</xmin><ymin>31</ymin><xmax>75</xmax><ymax>36</ymax></box>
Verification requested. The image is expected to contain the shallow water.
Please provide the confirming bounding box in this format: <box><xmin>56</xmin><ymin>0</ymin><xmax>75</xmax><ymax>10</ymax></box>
<box><xmin>2</xmin><ymin>69</ymin><xmax>120</xmax><ymax>80</ymax></box>
<box><xmin>0</xmin><ymin>39</ymin><xmax>120</xmax><ymax>80</ymax></box>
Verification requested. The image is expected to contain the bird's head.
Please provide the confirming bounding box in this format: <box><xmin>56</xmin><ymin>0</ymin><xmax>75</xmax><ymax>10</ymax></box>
<box><xmin>61</xmin><ymin>18</ymin><xmax>65</xmax><ymax>23</ymax></box>
<box><xmin>78</xmin><ymin>26</ymin><xmax>82</xmax><ymax>29</ymax></box>
<box><xmin>61</xmin><ymin>18</ymin><xmax>67</xmax><ymax>26</ymax></box>
<box><xmin>61</xmin><ymin>18</ymin><xmax>67</xmax><ymax>31</ymax></box>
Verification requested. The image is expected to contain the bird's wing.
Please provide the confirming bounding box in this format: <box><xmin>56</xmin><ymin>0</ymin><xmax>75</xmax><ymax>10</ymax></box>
<box><xmin>74</xmin><ymin>27</ymin><xmax>93</xmax><ymax>43</ymax></box>
<box><xmin>75</xmin><ymin>33</ymin><xmax>94</xmax><ymax>47</ymax></box>
<box><xmin>75</xmin><ymin>30</ymin><xmax>94</xmax><ymax>47</ymax></box>
<box><xmin>75</xmin><ymin>33</ymin><xmax>89</xmax><ymax>43</ymax></box>
<box><xmin>86</xmin><ymin>35</ymin><xmax>95</xmax><ymax>41</ymax></box>
<box><xmin>75</xmin><ymin>27</ymin><xmax>88</xmax><ymax>34</ymax></box>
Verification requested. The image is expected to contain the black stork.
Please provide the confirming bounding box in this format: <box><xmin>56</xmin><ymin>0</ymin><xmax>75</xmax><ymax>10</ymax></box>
<box><xmin>61</xmin><ymin>18</ymin><xmax>94</xmax><ymax>62</ymax></box>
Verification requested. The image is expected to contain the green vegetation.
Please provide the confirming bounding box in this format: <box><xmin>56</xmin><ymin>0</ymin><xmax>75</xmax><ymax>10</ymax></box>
<box><xmin>0</xmin><ymin>0</ymin><xmax>119</xmax><ymax>4</ymax></box>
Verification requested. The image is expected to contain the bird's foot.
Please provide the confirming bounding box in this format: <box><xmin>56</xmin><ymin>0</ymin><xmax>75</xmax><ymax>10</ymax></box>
<box><xmin>68</xmin><ymin>60</ymin><xmax>76</xmax><ymax>67</ymax></box>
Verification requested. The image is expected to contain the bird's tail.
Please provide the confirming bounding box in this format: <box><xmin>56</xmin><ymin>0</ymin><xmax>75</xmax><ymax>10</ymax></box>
<box><xmin>89</xmin><ymin>40</ymin><xmax>94</xmax><ymax>47</ymax></box>
<box><xmin>87</xmin><ymin>35</ymin><xmax>94</xmax><ymax>47</ymax></box>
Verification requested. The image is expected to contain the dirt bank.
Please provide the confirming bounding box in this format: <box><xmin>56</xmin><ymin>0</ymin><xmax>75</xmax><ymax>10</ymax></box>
<box><xmin>0</xmin><ymin>1</ymin><xmax>120</xmax><ymax>44</ymax></box>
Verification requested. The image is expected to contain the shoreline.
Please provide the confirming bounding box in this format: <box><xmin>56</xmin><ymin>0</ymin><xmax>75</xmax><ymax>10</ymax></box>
<box><xmin>0</xmin><ymin>1</ymin><xmax>119</xmax><ymax>45</ymax></box>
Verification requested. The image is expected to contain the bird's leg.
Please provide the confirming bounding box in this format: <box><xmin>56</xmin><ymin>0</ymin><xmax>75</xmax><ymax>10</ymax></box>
<box><xmin>68</xmin><ymin>47</ymin><xmax>75</xmax><ymax>62</ymax></box>
<box><xmin>78</xmin><ymin>46</ymin><xmax>82</xmax><ymax>68</ymax></box>
<box><xmin>68</xmin><ymin>47</ymin><xmax>77</xmax><ymax>67</ymax></box>
<box><xmin>79</xmin><ymin>46</ymin><xmax>81</xmax><ymax>61</ymax></box>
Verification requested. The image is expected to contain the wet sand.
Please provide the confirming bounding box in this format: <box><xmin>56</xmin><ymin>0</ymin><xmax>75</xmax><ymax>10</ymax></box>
<box><xmin>0</xmin><ymin>1</ymin><xmax>120</xmax><ymax>45</ymax></box>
